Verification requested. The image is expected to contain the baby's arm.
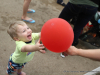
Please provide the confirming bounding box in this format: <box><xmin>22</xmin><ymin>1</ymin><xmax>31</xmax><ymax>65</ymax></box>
<box><xmin>21</xmin><ymin>39</ymin><xmax>45</xmax><ymax>52</ymax></box>
<box><xmin>39</xmin><ymin>32</ymin><xmax>41</xmax><ymax>37</ymax></box>
<box><xmin>67</xmin><ymin>46</ymin><xmax>100</xmax><ymax>60</ymax></box>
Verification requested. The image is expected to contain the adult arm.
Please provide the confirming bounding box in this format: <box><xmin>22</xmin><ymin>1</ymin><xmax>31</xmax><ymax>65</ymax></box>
<box><xmin>67</xmin><ymin>46</ymin><xmax>100</xmax><ymax>61</ymax></box>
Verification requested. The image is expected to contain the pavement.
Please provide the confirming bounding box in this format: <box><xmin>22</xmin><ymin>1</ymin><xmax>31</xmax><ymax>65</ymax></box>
<box><xmin>0</xmin><ymin>0</ymin><xmax>100</xmax><ymax>75</ymax></box>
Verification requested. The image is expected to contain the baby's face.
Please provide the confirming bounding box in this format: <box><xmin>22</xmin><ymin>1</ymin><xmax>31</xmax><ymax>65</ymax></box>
<box><xmin>16</xmin><ymin>24</ymin><xmax>32</xmax><ymax>42</ymax></box>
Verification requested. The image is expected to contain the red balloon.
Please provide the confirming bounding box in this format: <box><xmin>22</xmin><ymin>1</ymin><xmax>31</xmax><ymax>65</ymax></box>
<box><xmin>41</xmin><ymin>18</ymin><xmax>74</xmax><ymax>53</ymax></box>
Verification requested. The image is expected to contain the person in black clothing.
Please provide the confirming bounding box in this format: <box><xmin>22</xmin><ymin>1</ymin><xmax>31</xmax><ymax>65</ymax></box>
<box><xmin>59</xmin><ymin>0</ymin><xmax>99</xmax><ymax>46</ymax></box>
<box><xmin>59</xmin><ymin>0</ymin><xmax>100</xmax><ymax>57</ymax></box>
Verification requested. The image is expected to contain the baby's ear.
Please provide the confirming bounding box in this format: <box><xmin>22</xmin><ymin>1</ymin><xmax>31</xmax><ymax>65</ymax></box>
<box><xmin>13</xmin><ymin>37</ymin><xmax>19</xmax><ymax>41</ymax></box>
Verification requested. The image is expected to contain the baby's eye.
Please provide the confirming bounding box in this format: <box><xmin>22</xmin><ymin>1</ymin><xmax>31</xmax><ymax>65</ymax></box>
<box><xmin>27</xmin><ymin>27</ymin><xmax>30</xmax><ymax>29</ymax></box>
<box><xmin>23</xmin><ymin>30</ymin><xmax>26</xmax><ymax>32</ymax></box>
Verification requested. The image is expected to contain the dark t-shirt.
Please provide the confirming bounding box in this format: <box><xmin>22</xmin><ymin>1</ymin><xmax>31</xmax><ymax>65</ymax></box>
<box><xmin>90</xmin><ymin>0</ymin><xmax>100</xmax><ymax>5</ymax></box>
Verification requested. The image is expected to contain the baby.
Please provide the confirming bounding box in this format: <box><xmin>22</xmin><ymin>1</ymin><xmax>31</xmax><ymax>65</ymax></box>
<box><xmin>6</xmin><ymin>21</ymin><xmax>45</xmax><ymax>75</ymax></box>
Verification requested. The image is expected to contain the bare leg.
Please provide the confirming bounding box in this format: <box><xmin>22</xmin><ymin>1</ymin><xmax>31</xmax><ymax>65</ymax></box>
<box><xmin>17</xmin><ymin>68</ymin><xmax>26</xmax><ymax>75</ymax></box>
<box><xmin>22</xmin><ymin>0</ymin><xmax>31</xmax><ymax>20</ymax></box>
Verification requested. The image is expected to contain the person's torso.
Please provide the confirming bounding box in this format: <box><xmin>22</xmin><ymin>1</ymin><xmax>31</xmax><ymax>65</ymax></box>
<box><xmin>69</xmin><ymin>0</ymin><xmax>99</xmax><ymax>7</ymax></box>
<box><xmin>11</xmin><ymin>33</ymin><xmax>39</xmax><ymax>63</ymax></box>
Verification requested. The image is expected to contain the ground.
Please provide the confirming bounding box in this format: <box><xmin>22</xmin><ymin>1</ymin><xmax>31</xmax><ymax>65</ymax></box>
<box><xmin>0</xmin><ymin>0</ymin><xmax>100</xmax><ymax>75</ymax></box>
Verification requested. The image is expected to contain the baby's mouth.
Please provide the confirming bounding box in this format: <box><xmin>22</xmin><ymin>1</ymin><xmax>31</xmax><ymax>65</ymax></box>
<box><xmin>27</xmin><ymin>34</ymin><xmax>31</xmax><ymax>39</ymax></box>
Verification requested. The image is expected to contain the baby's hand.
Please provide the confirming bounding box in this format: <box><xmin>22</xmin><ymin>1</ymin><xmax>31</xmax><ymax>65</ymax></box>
<box><xmin>35</xmin><ymin>38</ymin><xmax>45</xmax><ymax>51</ymax></box>
<box><xmin>39</xmin><ymin>50</ymin><xmax>46</xmax><ymax>53</ymax></box>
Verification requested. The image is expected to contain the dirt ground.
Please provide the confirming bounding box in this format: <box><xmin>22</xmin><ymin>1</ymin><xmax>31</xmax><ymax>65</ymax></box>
<box><xmin>0</xmin><ymin>0</ymin><xmax>100</xmax><ymax>75</ymax></box>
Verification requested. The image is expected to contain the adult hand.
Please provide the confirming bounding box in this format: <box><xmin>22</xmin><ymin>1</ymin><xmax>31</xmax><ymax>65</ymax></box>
<box><xmin>66</xmin><ymin>46</ymin><xmax>78</xmax><ymax>56</ymax></box>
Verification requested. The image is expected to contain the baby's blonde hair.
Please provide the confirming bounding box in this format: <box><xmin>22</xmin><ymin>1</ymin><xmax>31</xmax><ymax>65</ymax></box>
<box><xmin>7</xmin><ymin>21</ymin><xmax>26</xmax><ymax>40</ymax></box>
